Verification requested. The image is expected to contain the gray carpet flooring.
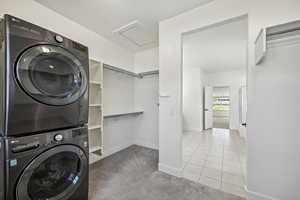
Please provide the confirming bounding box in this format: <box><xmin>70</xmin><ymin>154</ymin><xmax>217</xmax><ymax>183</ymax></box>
<box><xmin>89</xmin><ymin>145</ymin><xmax>245</xmax><ymax>200</ymax></box>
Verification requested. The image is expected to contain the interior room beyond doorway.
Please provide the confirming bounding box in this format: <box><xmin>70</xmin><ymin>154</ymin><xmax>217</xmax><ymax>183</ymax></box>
<box><xmin>212</xmin><ymin>86</ymin><xmax>230</xmax><ymax>129</ymax></box>
<box><xmin>182</xmin><ymin>16</ymin><xmax>248</xmax><ymax>198</ymax></box>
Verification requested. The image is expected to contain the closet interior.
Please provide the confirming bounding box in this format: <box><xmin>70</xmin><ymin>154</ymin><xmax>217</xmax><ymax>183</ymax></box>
<box><xmin>88</xmin><ymin>59</ymin><xmax>159</xmax><ymax>164</ymax></box>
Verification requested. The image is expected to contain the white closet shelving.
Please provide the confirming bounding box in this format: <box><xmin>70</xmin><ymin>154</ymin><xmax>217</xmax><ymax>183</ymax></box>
<box><xmin>102</xmin><ymin>63</ymin><xmax>159</xmax><ymax>118</ymax></box>
<box><xmin>88</xmin><ymin>59</ymin><xmax>103</xmax><ymax>155</ymax></box>
<box><xmin>104</xmin><ymin>111</ymin><xmax>144</xmax><ymax>119</ymax></box>
<box><xmin>88</xmin><ymin>62</ymin><xmax>159</xmax><ymax>164</ymax></box>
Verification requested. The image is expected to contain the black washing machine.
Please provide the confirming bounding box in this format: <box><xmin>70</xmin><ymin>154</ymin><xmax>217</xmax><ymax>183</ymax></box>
<box><xmin>0</xmin><ymin>14</ymin><xmax>89</xmax><ymax>136</ymax></box>
<box><xmin>4</xmin><ymin>126</ymin><xmax>89</xmax><ymax>200</ymax></box>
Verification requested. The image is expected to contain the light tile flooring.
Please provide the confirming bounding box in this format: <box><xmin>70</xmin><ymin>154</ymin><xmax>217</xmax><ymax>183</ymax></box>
<box><xmin>182</xmin><ymin>128</ymin><xmax>247</xmax><ymax>198</ymax></box>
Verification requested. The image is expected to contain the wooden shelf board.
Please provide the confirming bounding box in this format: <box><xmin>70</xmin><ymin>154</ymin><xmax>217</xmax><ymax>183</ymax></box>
<box><xmin>90</xmin><ymin>81</ymin><xmax>102</xmax><ymax>85</ymax></box>
<box><xmin>88</xmin><ymin>125</ymin><xmax>102</xmax><ymax>130</ymax></box>
<box><xmin>89</xmin><ymin>104</ymin><xmax>102</xmax><ymax>107</ymax></box>
<box><xmin>89</xmin><ymin>146</ymin><xmax>103</xmax><ymax>153</ymax></box>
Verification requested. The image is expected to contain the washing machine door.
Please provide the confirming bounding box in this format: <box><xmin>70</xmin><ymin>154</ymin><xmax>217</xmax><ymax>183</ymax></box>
<box><xmin>16</xmin><ymin>45</ymin><xmax>88</xmax><ymax>106</ymax></box>
<box><xmin>16</xmin><ymin>145</ymin><xmax>88</xmax><ymax>200</ymax></box>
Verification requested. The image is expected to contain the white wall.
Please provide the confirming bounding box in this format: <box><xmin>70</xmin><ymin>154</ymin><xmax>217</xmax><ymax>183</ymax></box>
<box><xmin>102</xmin><ymin>69</ymin><xmax>135</xmax><ymax>155</ymax></box>
<box><xmin>159</xmin><ymin>0</ymin><xmax>300</xmax><ymax>199</ymax></box>
<box><xmin>103</xmin><ymin>47</ymin><xmax>159</xmax><ymax>151</ymax></box>
<box><xmin>103</xmin><ymin>69</ymin><xmax>135</xmax><ymax>114</ymax></box>
<box><xmin>134</xmin><ymin>75</ymin><xmax>159</xmax><ymax>149</ymax></box>
<box><xmin>134</xmin><ymin>47</ymin><xmax>159</xmax><ymax>149</ymax></box>
<box><xmin>213</xmin><ymin>87</ymin><xmax>230</xmax><ymax>97</ymax></box>
<box><xmin>0</xmin><ymin>0</ymin><xmax>134</xmax><ymax>70</ymax></box>
<box><xmin>183</xmin><ymin>67</ymin><xmax>203</xmax><ymax>132</ymax></box>
<box><xmin>103</xmin><ymin>117</ymin><xmax>135</xmax><ymax>156</ymax></box>
<box><xmin>203</xmin><ymin>70</ymin><xmax>246</xmax><ymax>130</ymax></box>
<box><xmin>134</xmin><ymin>47</ymin><xmax>159</xmax><ymax>73</ymax></box>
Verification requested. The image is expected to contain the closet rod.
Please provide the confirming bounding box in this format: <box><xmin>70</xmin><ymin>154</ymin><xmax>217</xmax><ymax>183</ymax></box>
<box><xmin>104</xmin><ymin>111</ymin><xmax>144</xmax><ymax>119</ymax></box>
<box><xmin>103</xmin><ymin>63</ymin><xmax>141</xmax><ymax>78</ymax></box>
<box><xmin>139</xmin><ymin>70</ymin><xmax>159</xmax><ymax>77</ymax></box>
<box><xmin>103</xmin><ymin>63</ymin><xmax>159</xmax><ymax>78</ymax></box>
<box><xmin>267</xmin><ymin>20</ymin><xmax>300</xmax><ymax>37</ymax></box>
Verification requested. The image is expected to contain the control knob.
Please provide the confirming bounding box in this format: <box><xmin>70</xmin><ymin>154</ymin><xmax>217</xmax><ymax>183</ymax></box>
<box><xmin>55</xmin><ymin>35</ymin><xmax>64</xmax><ymax>43</ymax></box>
<box><xmin>54</xmin><ymin>134</ymin><xmax>63</xmax><ymax>142</ymax></box>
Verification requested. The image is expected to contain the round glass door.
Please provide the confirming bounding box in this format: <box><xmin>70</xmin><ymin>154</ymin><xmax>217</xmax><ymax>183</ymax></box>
<box><xmin>16</xmin><ymin>45</ymin><xmax>87</xmax><ymax>105</ymax></box>
<box><xmin>16</xmin><ymin>145</ymin><xmax>88</xmax><ymax>200</ymax></box>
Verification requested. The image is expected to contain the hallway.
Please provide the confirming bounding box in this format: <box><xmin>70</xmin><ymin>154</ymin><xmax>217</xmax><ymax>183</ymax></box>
<box><xmin>182</xmin><ymin>129</ymin><xmax>247</xmax><ymax>197</ymax></box>
<box><xmin>213</xmin><ymin>117</ymin><xmax>230</xmax><ymax>129</ymax></box>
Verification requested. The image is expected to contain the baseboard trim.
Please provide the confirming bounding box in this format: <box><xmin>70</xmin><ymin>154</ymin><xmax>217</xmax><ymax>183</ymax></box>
<box><xmin>134</xmin><ymin>139</ymin><xmax>158</xmax><ymax>150</ymax></box>
<box><xmin>245</xmin><ymin>186</ymin><xmax>279</xmax><ymax>200</ymax></box>
<box><xmin>103</xmin><ymin>142</ymin><xmax>133</xmax><ymax>158</ymax></box>
<box><xmin>158</xmin><ymin>163</ymin><xmax>183</xmax><ymax>177</ymax></box>
<box><xmin>90</xmin><ymin>142</ymin><xmax>158</xmax><ymax>165</ymax></box>
<box><xmin>183</xmin><ymin>128</ymin><xmax>202</xmax><ymax>132</ymax></box>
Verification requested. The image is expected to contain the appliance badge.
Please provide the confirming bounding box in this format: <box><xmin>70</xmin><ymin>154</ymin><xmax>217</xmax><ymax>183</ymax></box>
<box><xmin>9</xmin><ymin>159</ymin><xmax>17</xmax><ymax>167</ymax></box>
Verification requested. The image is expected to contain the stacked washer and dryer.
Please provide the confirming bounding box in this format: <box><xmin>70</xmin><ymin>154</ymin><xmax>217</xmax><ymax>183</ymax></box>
<box><xmin>0</xmin><ymin>15</ymin><xmax>90</xmax><ymax>200</ymax></box>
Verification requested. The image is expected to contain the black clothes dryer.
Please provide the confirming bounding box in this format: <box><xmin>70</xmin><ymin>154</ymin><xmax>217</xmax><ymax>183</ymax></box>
<box><xmin>0</xmin><ymin>15</ymin><xmax>89</xmax><ymax>136</ymax></box>
<box><xmin>4</xmin><ymin>126</ymin><xmax>89</xmax><ymax>200</ymax></box>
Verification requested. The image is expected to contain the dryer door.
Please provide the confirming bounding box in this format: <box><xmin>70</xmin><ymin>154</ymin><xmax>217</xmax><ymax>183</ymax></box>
<box><xmin>16</xmin><ymin>145</ymin><xmax>88</xmax><ymax>200</ymax></box>
<box><xmin>16</xmin><ymin>45</ymin><xmax>88</xmax><ymax>106</ymax></box>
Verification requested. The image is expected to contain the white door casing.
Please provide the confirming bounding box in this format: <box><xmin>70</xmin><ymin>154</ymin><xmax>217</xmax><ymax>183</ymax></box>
<box><xmin>239</xmin><ymin>86</ymin><xmax>247</xmax><ymax>138</ymax></box>
<box><xmin>204</xmin><ymin>86</ymin><xmax>213</xmax><ymax>129</ymax></box>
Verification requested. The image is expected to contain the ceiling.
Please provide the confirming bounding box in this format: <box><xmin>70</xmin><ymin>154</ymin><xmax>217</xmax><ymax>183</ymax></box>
<box><xmin>35</xmin><ymin>0</ymin><xmax>213</xmax><ymax>52</ymax></box>
<box><xmin>183</xmin><ymin>17</ymin><xmax>248</xmax><ymax>73</ymax></box>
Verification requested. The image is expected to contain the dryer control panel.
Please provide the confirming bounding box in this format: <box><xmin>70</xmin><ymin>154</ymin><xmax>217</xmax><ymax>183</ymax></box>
<box><xmin>8</xmin><ymin>126</ymin><xmax>88</xmax><ymax>155</ymax></box>
<box><xmin>11</xmin><ymin>141</ymin><xmax>40</xmax><ymax>153</ymax></box>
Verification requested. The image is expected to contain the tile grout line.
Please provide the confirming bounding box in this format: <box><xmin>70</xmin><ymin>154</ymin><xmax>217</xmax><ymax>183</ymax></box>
<box><xmin>182</xmin><ymin>137</ymin><xmax>205</xmax><ymax>179</ymax></box>
<box><xmin>192</xmin><ymin>140</ymin><xmax>207</xmax><ymax>181</ymax></box>
<box><xmin>220</xmin><ymin>138</ymin><xmax>225</xmax><ymax>190</ymax></box>
<box><xmin>183</xmin><ymin>129</ymin><xmax>247</xmax><ymax>196</ymax></box>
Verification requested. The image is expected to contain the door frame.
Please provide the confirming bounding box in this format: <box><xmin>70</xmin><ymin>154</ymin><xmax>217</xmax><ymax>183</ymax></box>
<box><xmin>208</xmin><ymin>86</ymin><xmax>231</xmax><ymax>130</ymax></box>
<box><xmin>203</xmin><ymin>86</ymin><xmax>213</xmax><ymax>130</ymax></box>
<box><xmin>159</xmin><ymin>13</ymin><xmax>249</xmax><ymax>178</ymax></box>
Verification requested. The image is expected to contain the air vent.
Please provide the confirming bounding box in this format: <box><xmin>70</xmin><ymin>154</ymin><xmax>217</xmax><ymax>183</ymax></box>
<box><xmin>113</xmin><ymin>21</ymin><xmax>155</xmax><ymax>47</ymax></box>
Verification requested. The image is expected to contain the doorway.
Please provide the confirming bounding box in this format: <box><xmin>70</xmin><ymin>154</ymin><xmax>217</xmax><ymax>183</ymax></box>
<box><xmin>212</xmin><ymin>86</ymin><xmax>230</xmax><ymax>129</ymax></box>
<box><xmin>203</xmin><ymin>86</ymin><xmax>231</xmax><ymax>130</ymax></box>
<box><xmin>181</xmin><ymin>16</ymin><xmax>248</xmax><ymax>197</ymax></box>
